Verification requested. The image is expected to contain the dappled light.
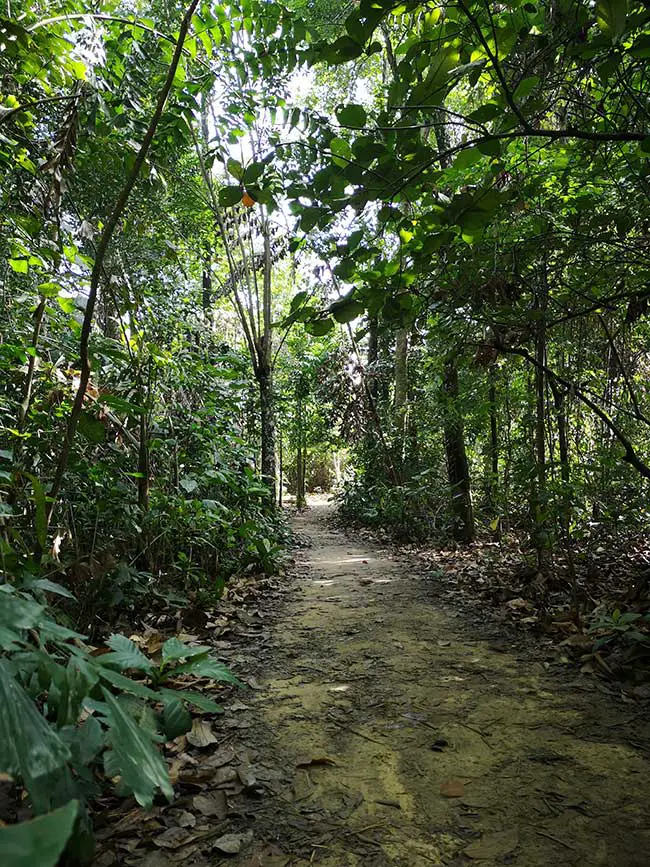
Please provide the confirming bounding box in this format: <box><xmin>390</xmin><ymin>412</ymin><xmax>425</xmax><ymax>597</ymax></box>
<box><xmin>2</xmin><ymin>0</ymin><xmax>650</xmax><ymax>863</ymax></box>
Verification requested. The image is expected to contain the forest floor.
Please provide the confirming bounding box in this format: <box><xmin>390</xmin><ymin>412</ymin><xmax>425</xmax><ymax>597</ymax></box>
<box><xmin>114</xmin><ymin>498</ymin><xmax>650</xmax><ymax>867</ymax></box>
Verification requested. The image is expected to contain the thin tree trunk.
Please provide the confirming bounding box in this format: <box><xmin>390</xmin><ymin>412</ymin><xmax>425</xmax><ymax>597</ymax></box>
<box><xmin>443</xmin><ymin>358</ymin><xmax>475</xmax><ymax>543</ymax></box>
<box><xmin>368</xmin><ymin>317</ymin><xmax>379</xmax><ymax>403</ymax></box>
<box><xmin>550</xmin><ymin>377</ymin><xmax>578</xmax><ymax>611</ymax></box>
<box><xmin>258</xmin><ymin>365</ymin><xmax>276</xmax><ymax>501</ymax></box>
<box><xmin>295</xmin><ymin>391</ymin><xmax>306</xmax><ymax>509</ymax></box>
<box><xmin>487</xmin><ymin>370</ymin><xmax>500</xmax><ymax>537</ymax></box>
<box><xmin>278</xmin><ymin>424</ymin><xmax>283</xmax><ymax>508</ymax></box>
<box><xmin>393</xmin><ymin>325</ymin><xmax>408</xmax><ymax>469</ymax></box>
<box><xmin>18</xmin><ymin>297</ymin><xmax>46</xmax><ymax>429</ymax></box>
<box><xmin>488</xmin><ymin>372</ymin><xmax>499</xmax><ymax>505</ymax></box>
<box><xmin>534</xmin><ymin>277</ymin><xmax>550</xmax><ymax>570</ymax></box>
<box><xmin>202</xmin><ymin>252</ymin><xmax>213</xmax><ymax>322</ymax></box>
<box><xmin>257</xmin><ymin>215</ymin><xmax>277</xmax><ymax>501</ymax></box>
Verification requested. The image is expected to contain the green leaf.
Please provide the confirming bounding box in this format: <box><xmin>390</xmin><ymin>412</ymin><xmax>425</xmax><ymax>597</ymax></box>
<box><xmin>96</xmin><ymin>666</ymin><xmax>158</xmax><ymax>699</ymax></box>
<box><xmin>243</xmin><ymin>161</ymin><xmax>265</xmax><ymax>184</ymax></box>
<box><xmin>0</xmin><ymin>799</ymin><xmax>79</xmax><ymax>867</ymax></box>
<box><xmin>321</xmin><ymin>34</ymin><xmax>365</xmax><ymax>65</ymax></box>
<box><xmin>8</xmin><ymin>259</ymin><xmax>28</xmax><ymax>274</ymax></box>
<box><xmin>21</xmin><ymin>579</ymin><xmax>75</xmax><ymax>600</ymax></box>
<box><xmin>78</xmin><ymin>412</ymin><xmax>106</xmax><ymax>444</ymax></box>
<box><xmin>158</xmin><ymin>689</ymin><xmax>224</xmax><ymax>714</ymax></box>
<box><xmin>0</xmin><ymin>660</ymin><xmax>71</xmax><ymax>813</ymax></box>
<box><xmin>477</xmin><ymin>138</ymin><xmax>501</xmax><ymax>157</ymax></box>
<box><xmin>60</xmin><ymin>716</ymin><xmax>104</xmax><ymax>766</ymax></box>
<box><xmin>468</xmin><ymin>103</ymin><xmax>504</xmax><ymax>123</ymax></box>
<box><xmin>25</xmin><ymin>474</ymin><xmax>47</xmax><ymax>550</ymax></box>
<box><xmin>596</xmin><ymin>0</ymin><xmax>627</xmax><ymax>41</ymax></box>
<box><xmin>638</xmin><ymin>137</ymin><xmax>650</xmax><ymax>155</ymax></box>
<box><xmin>100</xmin><ymin>635</ymin><xmax>154</xmax><ymax>673</ymax></box>
<box><xmin>101</xmin><ymin>689</ymin><xmax>173</xmax><ymax>808</ymax></box>
<box><xmin>218</xmin><ymin>185</ymin><xmax>243</xmax><ymax>207</ymax></box>
<box><xmin>305</xmin><ymin>318</ymin><xmax>335</xmax><ymax>337</ymax></box>
<box><xmin>173</xmin><ymin>656</ymin><xmax>242</xmax><ymax>685</ymax></box>
<box><xmin>162</xmin><ymin>696</ymin><xmax>192</xmax><ymax>740</ymax></box>
<box><xmin>336</xmin><ymin>104</ymin><xmax>367</xmax><ymax>127</ymax></box>
<box><xmin>55</xmin><ymin>295</ymin><xmax>75</xmax><ymax>314</ymax></box>
<box><xmin>37</xmin><ymin>282</ymin><xmax>62</xmax><ymax>298</ymax></box>
<box><xmin>226</xmin><ymin>157</ymin><xmax>243</xmax><ymax>180</ymax></box>
<box><xmin>513</xmin><ymin>75</ymin><xmax>540</xmax><ymax>100</ymax></box>
<box><xmin>101</xmin><ymin>395</ymin><xmax>145</xmax><ymax>416</ymax></box>
<box><xmin>162</xmin><ymin>637</ymin><xmax>211</xmax><ymax>665</ymax></box>
<box><xmin>0</xmin><ymin>585</ymin><xmax>44</xmax><ymax>631</ymax></box>
<box><xmin>329</xmin><ymin>137</ymin><xmax>352</xmax><ymax>167</ymax></box>
<box><xmin>330</xmin><ymin>298</ymin><xmax>365</xmax><ymax>323</ymax></box>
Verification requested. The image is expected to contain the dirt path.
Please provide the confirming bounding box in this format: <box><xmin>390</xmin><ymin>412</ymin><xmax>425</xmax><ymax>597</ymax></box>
<box><xmin>227</xmin><ymin>500</ymin><xmax>650</xmax><ymax>866</ymax></box>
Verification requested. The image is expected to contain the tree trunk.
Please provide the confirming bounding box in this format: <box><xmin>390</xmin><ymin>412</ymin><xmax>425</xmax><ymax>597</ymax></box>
<box><xmin>278</xmin><ymin>424</ymin><xmax>283</xmax><ymax>508</ymax></box>
<box><xmin>443</xmin><ymin>358</ymin><xmax>475</xmax><ymax>543</ymax></box>
<box><xmin>533</xmin><ymin>278</ymin><xmax>550</xmax><ymax>569</ymax></box>
<box><xmin>295</xmin><ymin>391</ymin><xmax>306</xmax><ymax>509</ymax></box>
<box><xmin>488</xmin><ymin>373</ymin><xmax>499</xmax><ymax>506</ymax></box>
<box><xmin>487</xmin><ymin>371</ymin><xmax>500</xmax><ymax>537</ymax></box>
<box><xmin>138</xmin><ymin>412</ymin><xmax>150</xmax><ymax>514</ymax></box>
<box><xmin>368</xmin><ymin>317</ymin><xmax>379</xmax><ymax>403</ymax></box>
<box><xmin>393</xmin><ymin>325</ymin><xmax>409</xmax><ymax>469</ymax></box>
<box><xmin>202</xmin><ymin>253</ymin><xmax>213</xmax><ymax>321</ymax></box>
<box><xmin>258</xmin><ymin>364</ymin><xmax>276</xmax><ymax>502</ymax></box>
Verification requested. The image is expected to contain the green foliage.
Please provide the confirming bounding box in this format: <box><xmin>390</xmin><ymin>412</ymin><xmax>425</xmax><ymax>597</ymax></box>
<box><xmin>337</xmin><ymin>469</ymin><xmax>453</xmax><ymax>541</ymax></box>
<box><xmin>0</xmin><ymin>799</ymin><xmax>79</xmax><ymax>867</ymax></box>
<box><xmin>0</xmin><ymin>582</ymin><xmax>239</xmax><ymax>847</ymax></box>
<box><xmin>588</xmin><ymin>608</ymin><xmax>650</xmax><ymax>651</ymax></box>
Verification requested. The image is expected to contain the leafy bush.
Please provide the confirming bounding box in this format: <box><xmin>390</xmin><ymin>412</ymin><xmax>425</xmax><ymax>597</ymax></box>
<box><xmin>588</xmin><ymin>606</ymin><xmax>650</xmax><ymax>651</ymax></box>
<box><xmin>336</xmin><ymin>469</ymin><xmax>452</xmax><ymax>541</ymax></box>
<box><xmin>0</xmin><ymin>581</ymin><xmax>239</xmax><ymax>863</ymax></box>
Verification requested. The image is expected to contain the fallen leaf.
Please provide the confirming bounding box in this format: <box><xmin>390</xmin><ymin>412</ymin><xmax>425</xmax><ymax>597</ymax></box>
<box><xmin>506</xmin><ymin>597</ymin><xmax>533</xmax><ymax>611</ymax></box>
<box><xmin>204</xmin><ymin>745</ymin><xmax>236</xmax><ymax>768</ymax></box>
<box><xmin>175</xmin><ymin>810</ymin><xmax>196</xmax><ymax>828</ymax></box>
<box><xmin>238</xmin><ymin>765</ymin><xmax>257</xmax><ymax>787</ymax></box>
<box><xmin>192</xmin><ymin>792</ymin><xmax>227</xmax><ymax>819</ymax></box>
<box><xmin>186</xmin><ymin>719</ymin><xmax>218</xmax><ymax>748</ymax></box>
<box><xmin>465</xmin><ymin>829</ymin><xmax>519</xmax><ymax>859</ymax></box>
<box><xmin>213</xmin><ymin>766</ymin><xmax>239</xmax><ymax>786</ymax></box>
<box><xmin>153</xmin><ymin>827</ymin><xmax>191</xmax><ymax>850</ymax></box>
<box><xmin>212</xmin><ymin>830</ymin><xmax>253</xmax><ymax>855</ymax></box>
<box><xmin>440</xmin><ymin>779</ymin><xmax>465</xmax><ymax>798</ymax></box>
<box><xmin>131</xmin><ymin>852</ymin><xmax>172</xmax><ymax>867</ymax></box>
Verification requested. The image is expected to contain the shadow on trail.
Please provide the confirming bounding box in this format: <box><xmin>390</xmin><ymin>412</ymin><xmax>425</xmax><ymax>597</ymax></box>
<box><xmin>230</xmin><ymin>498</ymin><xmax>650</xmax><ymax>867</ymax></box>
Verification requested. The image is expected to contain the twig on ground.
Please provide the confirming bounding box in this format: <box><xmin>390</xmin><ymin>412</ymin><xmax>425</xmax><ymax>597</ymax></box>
<box><xmin>535</xmin><ymin>829</ymin><xmax>577</xmax><ymax>850</ymax></box>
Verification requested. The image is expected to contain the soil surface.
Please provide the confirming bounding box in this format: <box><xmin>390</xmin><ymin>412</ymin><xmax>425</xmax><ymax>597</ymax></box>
<box><xmin>220</xmin><ymin>499</ymin><xmax>650</xmax><ymax>866</ymax></box>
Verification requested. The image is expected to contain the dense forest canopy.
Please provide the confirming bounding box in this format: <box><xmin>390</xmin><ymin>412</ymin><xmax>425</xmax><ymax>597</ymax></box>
<box><xmin>2</xmin><ymin>0</ymin><xmax>650</xmax><ymax>861</ymax></box>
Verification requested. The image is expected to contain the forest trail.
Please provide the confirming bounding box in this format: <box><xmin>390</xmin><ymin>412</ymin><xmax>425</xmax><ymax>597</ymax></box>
<box><xmin>228</xmin><ymin>500</ymin><xmax>650</xmax><ymax>867</ymax></box>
